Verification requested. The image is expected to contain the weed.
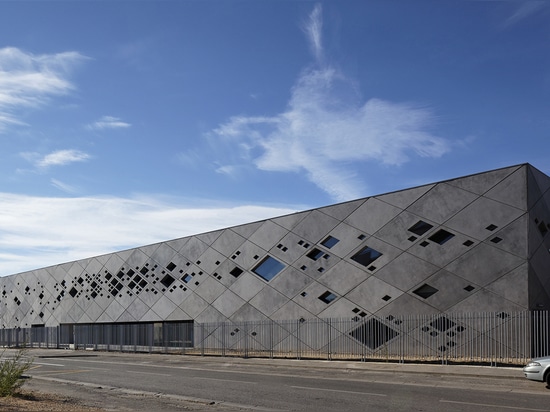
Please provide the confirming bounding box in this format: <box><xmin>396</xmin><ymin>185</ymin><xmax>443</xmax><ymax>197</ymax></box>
<box><xmin>0</xmin><ymin>348</ymin><xmax>34</xmax><ymax>397</ymax></box>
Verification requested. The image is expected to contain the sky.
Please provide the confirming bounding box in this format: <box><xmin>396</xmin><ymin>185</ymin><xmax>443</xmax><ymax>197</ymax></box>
<box><xmin>0</xmin><ymin>0</ymin><xmax>549</xmax><ymax>276</ymax></box>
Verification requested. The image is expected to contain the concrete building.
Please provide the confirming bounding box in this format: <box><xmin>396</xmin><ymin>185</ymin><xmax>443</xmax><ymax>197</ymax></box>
<box><xmin>1</xmin><ymin>163</ymin><xmax>549</xmax><ymax>331</ymax></box>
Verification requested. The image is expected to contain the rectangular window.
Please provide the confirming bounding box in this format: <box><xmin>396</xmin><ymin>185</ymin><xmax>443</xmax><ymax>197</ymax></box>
<box><xmin>408</xmin><ymin>220</ymin><xmax>433</xmax><ymax>236</ymax></box>
<box><xmin>306</xmin><ymin>248</ymin><xmax>324</xmax><ymax>261</ymax></box>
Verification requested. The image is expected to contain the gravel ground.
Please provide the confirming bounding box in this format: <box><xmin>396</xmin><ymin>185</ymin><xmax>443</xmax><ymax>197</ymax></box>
<box><xmin>0</xmin><ymin>378</ymin><xmax>237</xmax><ymax>411</ymax></box>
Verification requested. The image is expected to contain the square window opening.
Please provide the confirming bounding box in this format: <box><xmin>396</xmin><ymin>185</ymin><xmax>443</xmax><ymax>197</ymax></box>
<box><xmin>318</xmin><ymin>291</ymin><xmax>337</xmax><ymax>304</ymax></box>
<box><xmin>428</xmin><ymin>229</ymin><xmax>455</xmax><ymax>245</ymax></box>
<box><xmin>408</xmin><ymin>220</ymin><xmax>434</xmax><ymax>236</ymax></box>
<box><xmin>306</xmin><ymin>248</ymin><xmax>324</xmax><ymax>261</ymax></box>
<box><xmin>351</xmin><ymin>246</ymin><xmax>383</xmax><ymax>267</ymax></box>
<box><xmin>321</xmin><ymin>236</ymin><xmax>340</xmax><ymax>249</ymax></box>
<box><xmin>413</xmin><ymin>283</ymin><xmax>439</xmax><ymax>299</ymax></box>
<box><xmin>252</xmin><ymin>256</ymin><xmax>285</xmax><ymax>282</ymax></box>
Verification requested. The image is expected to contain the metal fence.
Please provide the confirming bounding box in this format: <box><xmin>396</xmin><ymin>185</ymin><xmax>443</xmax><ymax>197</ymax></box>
<box><xmin>1</xmin><ymin>312</ymin><xmax>548</xmax><ymax>365</ymax></box>
<box><xmin>190</xmin><ymin>311</ymin><xmax>550</xmax><ymax>365</ymax></box>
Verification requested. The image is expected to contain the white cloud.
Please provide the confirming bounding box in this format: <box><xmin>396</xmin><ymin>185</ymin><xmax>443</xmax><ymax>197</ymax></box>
<box><xmin>211</xmin><ymin>6</ymin><xmax>449</xmax><ymax>202</ymax></box>
<box><xmin>0</xmin><ymin>193</ymin><xmax>297</xmax><ymax>276</ymax></box>
<box><xmin>35</xmin><ymin>149</ymin><xmax>91</xmax><ymax>168</ymax></box>
<box><xmin>86</xmin><ymin>115</ymin><xmax>131</xmax><ymax>131</ymax></box>
<box><xmin>0</xmin><ymin>47</ymin><xmax>87</xmax><ymax>132</ymax></box>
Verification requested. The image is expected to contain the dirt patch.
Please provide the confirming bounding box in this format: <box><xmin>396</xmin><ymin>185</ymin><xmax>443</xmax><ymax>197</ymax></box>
<box><xmin>0</xmin><ymin>378</ymin><xmax>236</xmax><ymax>411</ymax></box>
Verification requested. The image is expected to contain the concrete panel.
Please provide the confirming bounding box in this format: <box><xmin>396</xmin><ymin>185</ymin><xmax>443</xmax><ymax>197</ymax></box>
<box><xmin>484</xmin><ymin>167</ymin><xmax>527</xmax><ymax>210</ymax></box>
<box><xmin>269</xmin><ymin>231</ymin><xmax>315</xmax><ymax>264</ymax></box>
<box><xmin>125</xmin><ymin>249</ymin><xmax>150</xmax><ymax>271</ymax></box>
<box><xmin>407</xmin><ymin>183</ymin><xmax>478</xmax><ymax>224</ymax></box>
<box><xmin>117</xmin><ymin>310</ymin><xmax>138</xmax><ymax>323</ymax></box>
<box><xmin>227</xmin><ymin>240</ymin><xmax>268</xmax><ymax>271</ymax></box>
<box><xmin>374</xmin><ymin>252</ymin><xmax>439</xmax><ymax>292</ymax></box>
<box><xmin>292</xmin><ymin>210</ymin><xmax>340</xmax><ymax>244</ymax></box>
<box><xmin>448</xmin><ymin>289</ymin><xmax>525</xmax><ymax>313</ymax></box>
<box><xmin>446</xmin><ymin>165</ymin><xmax>518</xmax><ymax>195</ymax></box>
<box><xmin>266</xmin><ymin>267</ymin><xmax>312</xmax><ymax>299</ymax></box>
<box><xmin>148</xmin><ymin>244</ymin><xmax>178</xmax><ymax>267</ymax></box>
<box><xmin>317</xmin><ymin>199</ymin><xmax>364</xmax><ymax>221</ymax></box>
<box><xmin>317</xmin><ymin>261</ymin><xmax>370</xmax><ymax>296</ymax></box>
<box><xmin>317</xmin><ymin>296</ymin><xmax>363</xmax><ymax>319</ymax></box>
<box><xmin>345</xmin><ymin>276</ymin><xmax>404</xmax><ymax>314</ymax></box>
<box><xmin>270</xmin><ymin>300</ymin><xmax>316</xmax><ymax>321</ymax></box>
<box><xmin>231</xmin><ymin>220</ymin><xmax>265</xmax><ymax>239</ymax></box>
<box><xmin>166</xmin><ymin>306</ymin><xmax>192</xmax><ymax>321</ymax></box>
<box><xmin>249</xmin><ymin>286</ymin><xmax>292</xmax><ymax>317</ymax></box>
<box><xmin>229</xmin><ymin>303</ymin><xmax>269</xmax><ymax>322</ymax></box>
<box><xmin>409</xmin><ymin>270</ymin><xmax>480</xmax><ymax>312</ymax></box>
<box><xmin>346</xmin><ymin>236</ymin><xmax>403</xmax><ymax>274</ymax></box>
<box><xmin>163</xmin><ymin>237</ymin><xmax>190</xmax><ymax>254</ymax></box>
<box><xmin>212</xmin><ymin>290</ymin><xmax>247</xmax><ymax>318</ymax></box>
<box><xmin>486</xmin><ymin>214</ymin><xmax>529</xmax><ymax>259</ymax></box>
<box><xmin>150</xmin><ymin>295</ymin><xmax>178</xmax><ymax>319</ymax></box>
<box><xmin>180</xmin><ymin>292</ymin><xmax>209</xmax><ymax>318</ymax></box>
<box><xmin>377</xmin><ymin>184</ymin><xmax>434</xmax><ymax>209</ymax></box>
<box><xmin>83</xmin><ymin>258</ymin><xmax>104</xmax><ymax>277</ymax></box>
<box><xmin>374</xmin><ymin>211</ymin><xmax>438</xmax><ymax>251</ymax></box>
<box><xmin>230</xmin><ymin>272</ymin><xmax>268</xmax><ymax>301</ymax></box>
<box><xmin>446</xmin><ymin>197</ymin><xmax>525</xmax><ymax>241</ymax></box>
<box><xmin>194</xmin><ymin>305</ymin><xmax>226</xmax><ymax>323</ymax></box>
<box><xmin>407</xmin><ymin>227</ymin><xmax>475</xmax><ymax>268</ymax></box>
<box><xmin>123</xmin><ymin>298</ymin><xmax>151</xmax><ymax>320</ymax></box>
<box><xmin>194</xmin><ymin>276</ymin><xmax>227</xmax><ymax>304</ymax></box>
<box><xmin>294</xmin><ymin>281</ymin><xmax>341</xmax><ymax>316</ymax></box>
<box><xmin>314</xmin><ymin>222</ymin><xmax>366</xmax><ymax>259</ymax></box>
<box><xmin>178</xmin><ymin>237</ymin><xmax>209</xmax><ymax>262</ymax></box>
<box><xmin>375</xmin><ymin>292</ymin><xmax>442</xmax><ymax>317</ymax></box>
<box><xmin>446</xmin><ymin>243</ymin><xmax>525</xmax><ymax>287</ymax></box>
<box><xmin>211</xmin><ymin>229</ymin><xmax>246</xmax><ymax>256</ymax></box>
<box><xmin>196</xmin><ymin>229</ymin><xmax>224</xmax><ymax>246</ymax></box>
<box><xmin>248</xmin><ymin>221</ymin><xmax>289</xmax><ymax>251</ymax></box>
<box><xmin>345</xmin><ymin>198</ymin><xmax>402</xmax><ymax>235</ymax></box>
<box><xmin>140</xmin><ymin>308</ymin><xmax>164</xmax><ymax>322</ymax></box>
<box><xmin>270</xmin><ymin>210</ymin><xmax>308</xmax><ymax>231</ymax></box>
<box><xmin>196</xmin><ymin>247</ymin><xmax>226</xmax><ymax>275</ymax></box>
<box><xmin>486</xmin><ymin>263</ymin><xmax>528</xmax><ymax>309</ymax></box>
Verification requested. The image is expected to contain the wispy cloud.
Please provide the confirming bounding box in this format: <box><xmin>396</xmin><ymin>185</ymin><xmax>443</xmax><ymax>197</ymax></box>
<box><xmin>501</xmin><ymin>1</ymin><xmax>547</xmax><ymax>28</ymax></box>
<box><xmin>0</xmin><ymin>193</ymin><xmax>297</xmax><ymax>276</ymax></box>
<box><xmin>21</xmin><ymin>149</ymin><xmax>91</xmax><ymax>169</ymax></box>
<box><xmin>211</xmin><ymin>5</ymin><xmax>449</xmax><ymax>202</ymax></box>
<box><xmin>0</xmin><ymin>47</ymin><xmax>87</xmax><ymax>132</ymax></box>
<box><xmin>86</xmin><ymin>115</ymin><xmax>131</xmax><ymax>131</ymax></box>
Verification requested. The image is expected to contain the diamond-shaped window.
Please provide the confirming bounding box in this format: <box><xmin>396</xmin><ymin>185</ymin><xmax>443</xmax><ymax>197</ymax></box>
<box><xmin>428</xmin><ymin>229</ymin><xmax>454</xmax><ymax>245</ymax></box>
<box><xmin>351</xmin><ymin>246</ymin><xmax>382</xmax><ymax>267</ymax></box>
<box><xmin>413</xmin><ymin>284</ymin><xmax>439</xmax><ymax>299</ymax></box>
<box><xmin>321</xmin><ymin>236</ymin><xmax>340</xmax><ymax>249</ymax></box>
<box><xmin>349</xmin><ymin>318</ymin><xmax>399</xmax><ymax>349</ymax></box>
<box><xmin>408</xmin><ymin>220</ymin><xmax>434</xmax><ymax>236</ymax></box>
<box><xmin>252</xmin><ymin>256</ymin><xmax>285</xmax><ymax>281</ymax></box>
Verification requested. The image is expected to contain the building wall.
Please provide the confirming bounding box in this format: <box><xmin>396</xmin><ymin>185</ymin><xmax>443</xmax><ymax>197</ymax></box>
<box><xmin>1</xmin><ymin>164</ymin><xmax>548</xmax><ymax>329</ymax></box>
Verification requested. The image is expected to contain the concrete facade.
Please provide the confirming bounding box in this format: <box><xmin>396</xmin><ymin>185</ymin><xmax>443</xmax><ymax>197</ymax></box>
<box><xmin>1</xmin><ymin>163</ymin><xmax>549</xmax><ymax>329</ymax></box>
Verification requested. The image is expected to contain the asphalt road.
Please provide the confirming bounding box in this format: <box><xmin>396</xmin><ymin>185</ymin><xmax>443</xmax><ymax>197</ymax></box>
<box><xmin>19</xmin><ymin>349</ymin><xmax>550</xmax><ymax>411</ymax></box>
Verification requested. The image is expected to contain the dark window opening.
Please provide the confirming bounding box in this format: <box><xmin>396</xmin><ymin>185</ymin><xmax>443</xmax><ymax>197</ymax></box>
<box><xmin>166</xmin><ymin>262</ymin><xmax>177</xmax><ymax>271</ymax></box>
<box><xmin>490</xmin><ymin>237</ymin><xmax>503</xmax><ymax>244</ymax></box>
<box><xmin>430</xmin><ymin>316</ymin><xmax>456</xmax><ymax>332</ymax></box>
<box><xmin>182</xmin><ymin>274</ymin><xmax>192</xmax><ymax>283</ymax></box>
<box><xmin>252</xmin><ymin>256</ymin><xmax>285</xmax><ymax>281</ymax></box>
<box><xmin>230</xmin><ymin>267</ymin><xmax>243</xmax><ymax>278</ymax></box>
<box><xmin>486</xmin><ymin>224</ymin><xmax>498</xmax><ymax>231</ymax></box>
<box><xmin>349</xmin><ymin>318</ymin><xmax>399</xmax><ymax>349</ymax></box>
<box><xmin>428</xmin><ymin>229</ymin><xmax>455</xmax><ymax>245</ymax></box>
<box><xmin>160</xmin><ymin>274</ymin><xmax>175</xmax><ymax>288</ymax></box>
<box><xmin>463</xmin><ymin>240</ymin><xmax>474</xmax><ymax>247</ymax></box>
<box><xmin>464</xmin><ymin>285</ymin><xmax>475</xmax><ymax>292</ymax></box>
<box><xmin>306</xmin><ymin>248</ymin><xmax>324</xmax><ymax>261</ymax></box>
<box><xmin>413</xmin><ymin>284</ymin><xmax>439</xmax><ymax>299</ymax></box>
<box><xmin>68</xmin><ymin>287</ymin><xmax>78</xmax><ymax>298</ymax></box>
<box><xmin>408</xmin><ymin>236</ymin><xmax>417</xmax><ymax>242</ymax></box>
<box><xmin>321</xmin><ymin>236</ymin><xmax>340</xmax><ymax>249</ymax></box>
<box><xmin>351</xmin><ymin>246</ymin><xmax>382</xmax><ymax>267</ymax></box>
<box><xmin>538</xmin><ymin>221</ymin><xmax>548</xmax><ymax>236</ymax></box>
<box><xmin>408</xmin><ymin>220</ymin><xmax>434</xmax><ymax>236</ymax></box>
<box><xmin>420</xmin><ymin>241</ymin><xmax>429</xmax><ymax>247</ymax></box>
<box><xmin>382</xmin><ymin>295</ymin><xmax>391</xmax><ymax>301</ymax></box>
<box><xmin>318</xmin><ymin>291</ymin><xmax>337</xmax><ymax>304</ymax></box>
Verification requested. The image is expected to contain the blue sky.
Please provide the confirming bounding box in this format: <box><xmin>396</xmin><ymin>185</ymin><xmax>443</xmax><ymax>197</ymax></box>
<box><xmin>0</xmin><ymin>0</ymin><xmax>549</xmax><ymax>276</ymax></box>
